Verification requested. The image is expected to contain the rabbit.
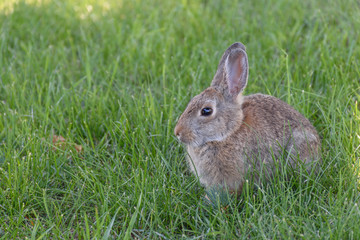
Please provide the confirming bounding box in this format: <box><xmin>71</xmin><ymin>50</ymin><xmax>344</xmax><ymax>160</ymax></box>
<box><xmin>174</xmin><ymin>42</ymin><xmax>321</xmax><ymax>193</ymax></box>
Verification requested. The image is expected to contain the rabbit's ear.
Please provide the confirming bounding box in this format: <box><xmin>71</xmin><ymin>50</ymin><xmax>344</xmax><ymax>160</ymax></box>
<box><xmin>211</xmin><ymin>43</ymin><xmax>248</xmax><ymax>101</ymax></box>
<box><xmin>225</xmin><ymin>48</ymin><xmax>248</xmax><ymax>98</ymax></box>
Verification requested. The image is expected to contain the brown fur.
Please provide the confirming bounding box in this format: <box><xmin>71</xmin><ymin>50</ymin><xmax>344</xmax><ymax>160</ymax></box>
<box><xmin>174</xmin><ymin>43</ymin><xmax>321</xmax><ymax>193</ymax></box>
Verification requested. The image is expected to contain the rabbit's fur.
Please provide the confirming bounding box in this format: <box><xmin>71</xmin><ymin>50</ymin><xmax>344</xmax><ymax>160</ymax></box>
<box><xmin>174</xmin><ymin>42</ymin><xmax>320</xmax><ymax>193</ymax></box>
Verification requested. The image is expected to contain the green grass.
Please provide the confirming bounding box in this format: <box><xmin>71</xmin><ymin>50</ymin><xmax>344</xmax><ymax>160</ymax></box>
<box><xmin>0</xmin><ymin>0</ymin><xmax>359</xmax><ymax>238</ymax></box>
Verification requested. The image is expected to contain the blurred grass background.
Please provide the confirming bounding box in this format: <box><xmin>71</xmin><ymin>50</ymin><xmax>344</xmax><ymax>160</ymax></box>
<box><xmin>0</xmin><ymin>0</ymin><xmax>359</xmax><ymax>238</ymax></box>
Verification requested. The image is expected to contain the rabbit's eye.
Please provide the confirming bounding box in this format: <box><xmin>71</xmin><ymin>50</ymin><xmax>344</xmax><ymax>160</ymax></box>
<box><xmin>201</xmin><ymin>107</ymin><xmax>213</xmax><ymax>116</ymax></box>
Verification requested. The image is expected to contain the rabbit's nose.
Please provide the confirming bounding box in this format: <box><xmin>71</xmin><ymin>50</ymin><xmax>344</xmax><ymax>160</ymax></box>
<box><xmin>174</xmin><ymin>125</ymin><xmax>182</xmax><ymax>138</ymax></box>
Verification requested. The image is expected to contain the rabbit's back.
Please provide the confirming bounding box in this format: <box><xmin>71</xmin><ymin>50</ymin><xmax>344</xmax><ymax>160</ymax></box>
<box><xmin>241</xmin><ymin>93</ymin><xmax>318</xmax><ymax>138</ymax></box>
<box><xmin>238</xmin><ymin>93</ymin><xmax>320</xmax><ymax>172</ymax></box>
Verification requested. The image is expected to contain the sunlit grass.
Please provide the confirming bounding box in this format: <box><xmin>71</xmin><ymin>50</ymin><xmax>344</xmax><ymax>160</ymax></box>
<box><xmin>0</xmin><ymin>0</ymin><xmax>360</xmax><ymax>238</ymax></box>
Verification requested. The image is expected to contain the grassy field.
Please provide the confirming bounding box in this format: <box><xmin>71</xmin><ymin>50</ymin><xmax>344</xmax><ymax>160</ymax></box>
<box><xmin>0</xmin><ymin>0</ymin><xmax>359</xmax><ymax>238</ymax></box>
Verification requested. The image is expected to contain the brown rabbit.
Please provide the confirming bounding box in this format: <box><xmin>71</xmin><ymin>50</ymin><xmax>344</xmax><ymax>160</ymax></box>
<box><xmin>174</xmin><ymin>42</ymin><xmax>320</xmax><ymax>193</ymax></box>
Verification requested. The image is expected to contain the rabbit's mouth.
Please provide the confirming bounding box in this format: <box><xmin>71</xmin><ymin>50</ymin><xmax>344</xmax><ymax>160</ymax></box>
<box><xmin>174</xmin><ymin>123</ymin><xmax>196</xmax><ymax>144</ymax></box>
<box><xmin>176</xmin><ymin>132</ymin><xmax>203</xmax><ymax>147</ymax></box>
<box><xmin>176</xmin><ymin>133</ymin><xmax>194</xmax><ymax>146</ymax></box>
<box><xmin>182</xmin><ymin>135</ymin><xmax>221</xmax><ymax>148</ymax></box>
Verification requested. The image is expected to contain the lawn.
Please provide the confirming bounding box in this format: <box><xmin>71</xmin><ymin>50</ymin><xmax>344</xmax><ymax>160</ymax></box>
<box><xmin>0</xmin><ymin>0</ymin><xmax>359</xmax><ymax>239</ymax></box>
